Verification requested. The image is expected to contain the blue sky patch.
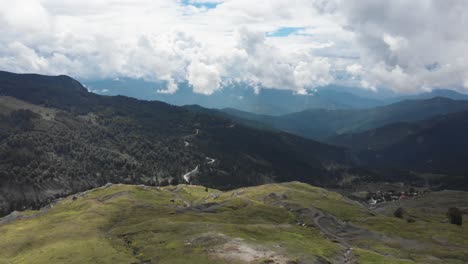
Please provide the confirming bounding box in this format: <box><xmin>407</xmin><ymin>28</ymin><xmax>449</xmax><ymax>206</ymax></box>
<box><xmin>181</xmin><ymin>0</ymin><xmax>220</xmax><ymax>9</ymax></box>
<box><xmin>267</xmin><ymin>27</ymin><xmax>305</xmax><ymax>37</ymax></box>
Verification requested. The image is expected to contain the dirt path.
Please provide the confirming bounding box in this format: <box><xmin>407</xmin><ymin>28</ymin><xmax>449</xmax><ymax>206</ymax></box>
<box><xmin>183</xmin><ymin>156</ymin><xmax>216</xmax><ymax>183</ymax></box>
<box><xmin>311</xmin><ymin>211</ymin><xmax>354</xmax><ymax>264</ymax></box>
<box><xmin>183</xmin><ymin>128</ymin><xmax>199</xmax><ymax>140</ymax></box>
<box><xmin>183</xmin><ymin>165</ymin><xmax>199</xmax><ymax>183</ymax></box>
<box><xmin>181</xmin><ymin>129</ymin><xmax>217</xmax><ymax>183</ymax></box>
<box><xmin>307</xmin><ymin>208</ymin><xmax>434</xmax><ymax>264</ymax></box>
<box><xmin>171</xmin><ymin>186</ymin><xmax>191</xmax><ymax>207</ymax></box>
<box><xmin>182</xmin><ymin>128</ymin><xmax>199</xmax><ymax>147</ymax></box>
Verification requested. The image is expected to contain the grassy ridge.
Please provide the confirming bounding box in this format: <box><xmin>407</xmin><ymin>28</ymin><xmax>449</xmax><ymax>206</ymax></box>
<box><xmin>0</xmin><ymin>183</ymin><xmax>466</xmax><ymax>263</ymax></box>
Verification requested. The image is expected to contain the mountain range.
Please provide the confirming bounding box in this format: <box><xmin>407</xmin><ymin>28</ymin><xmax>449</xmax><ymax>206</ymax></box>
<box><xmin>1</xmin><ymin>71</ymin><xmax>468</xmax><ymax>264</ymax></box>
<box><xmin>390</xmin><ymin>89</ymin><xmax>468</xmax><ymax>102</ymax></box>
<box><xmin>333</xmin><ymin>110</ymin><xmax>468</xmax><ymax>172</ymax></box>
<box><xmin>222</xmin><ymin>97</ymin><xmax>468</xmax><ymax>189</ymax></box>
<box><xmin>2</xmin><ymin>70</ymin><xmax>468</xmax><ymax>217</ymax></box>
<box><xmin>223</xmin><ymin>97</ymin><xmax>468</xmax><ymax>140</ymax></box>
<box><xmin>84</xmin><ymin>78</ymin><xmax>386</xmax><ymax>115</ymax></box>
<box><xmin>0</xmin><ymin>71</ymin><xmax>350</xmax><ymax>216</ymax></box>
<box><xmin>84</xmin><ymin>77</ymin><xmax>468</xmax><ymax>115</ymax></box>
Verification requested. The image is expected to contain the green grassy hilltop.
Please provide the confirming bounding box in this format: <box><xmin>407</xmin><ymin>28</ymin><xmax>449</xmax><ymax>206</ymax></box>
<box><xmin>0</xmin><ymin>182</ymin><xmax>466</xmax><ymax>264</ymax></box>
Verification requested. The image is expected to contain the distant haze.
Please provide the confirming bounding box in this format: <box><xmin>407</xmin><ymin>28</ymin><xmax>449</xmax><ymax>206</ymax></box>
<box><xmin>83</xmin><ymin>77</ymin><xmax>468</xmax><ymax>115</ymax></box>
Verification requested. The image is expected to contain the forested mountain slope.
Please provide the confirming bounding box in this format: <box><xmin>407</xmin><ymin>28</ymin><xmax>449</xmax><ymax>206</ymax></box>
<box><xmin>0</xmin><ymin>71</ymin><xmax>350</xmax><ymax>216</ymax></box>
<box><xmin>329</xmin><ymin>111</ymin><xmax>468</xmax><ymax>190</ymax></box>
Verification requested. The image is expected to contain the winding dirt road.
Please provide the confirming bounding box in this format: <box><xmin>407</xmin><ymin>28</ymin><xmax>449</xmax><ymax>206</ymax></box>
<box><xmin>181</xmin><ymin>129</ymin><xmax>216</xmax><ymax>183</ymax></box>
<box><xmin>183</xmin><ymin>165</ymin><xmax>199</xmax><ymax>183</ymax></box>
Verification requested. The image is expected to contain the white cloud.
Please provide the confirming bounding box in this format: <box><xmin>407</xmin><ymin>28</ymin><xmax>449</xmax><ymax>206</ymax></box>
<box><xmin>293</xmin><ymin>59</ymin><xmax>333</xmax><ymax>93</ymax></box>
<box><xmin>3</xmin><ymin>42</ymin><xmax>48</xmax><ymax>73</ymax></box>
<box><xmin>227</xmin><ymin>28</ymin><xmax>334</xmax><ymax>93</ymax></box>
<box><xmin>187</xmin><ymin>60</ymin><xmax>221</xmax><ymax>95</ymax></box>
<box><xmin>382</xmin><ymin>34</ymin><xmax>408</xmax><ymax>53</ymax></box>
<box><xmin>339</xmin><ymin>0</ymin><xmax>468</xmax><ymax>93</ymax></box>
<box><xmin>0</xmin><ymin>0</ymin><xmax>467</xmax><ymax>94</ymax></box>
<box><xmin>0</xmin><ymin>0</ymin><xmax>51</xmax><ymax>32</ymax></box>
<box><xmin>346</xmin><ymin>64</ymin><xmax>363</xmax><ymax>75</ymax></box>
<box><xmin>157</xmin><ymin>78</ymin><xmax>179</xmax><ymax>94</ymax></box>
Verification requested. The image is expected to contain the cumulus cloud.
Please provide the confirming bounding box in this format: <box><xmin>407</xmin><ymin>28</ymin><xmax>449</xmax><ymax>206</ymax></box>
<box><xmin>338</xmin><ymin>0</ymin><xmax>468</xmax><ymax>93</ymax></box>
<box><xmin>0</xmin><ymin>0</ymin><xmax>467</xmax><ymax>94</ymax></box>
<box><xmin>187</xmin><ymin>60</ymin><xmax>222</xmax><ymax>95</ymax></box>
<box><xmin>227</xmin><ymin>28</ymin><xmax>334</xmax><ymax>93</ymax></box>
<box><xmin>157</xmin><ymin>78</ymin><xmax>179</xmax><ymax>94</ymax></box>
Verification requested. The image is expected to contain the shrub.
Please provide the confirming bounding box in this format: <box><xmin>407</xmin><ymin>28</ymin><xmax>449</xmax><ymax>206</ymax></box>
<box><xmin>170</xmin><ymin>178</ymin><xmax>179</xmax><ymax>186</ymax></box>
<box><xmin>159</xmin><ymin>179</ymin><xmax>170</xmax><ymax>187</ymax></box>
<box><xmin>447</xmin><ymin>207</ymin><xmax>463</xmax><ymax>226</ymax></box>
<box><xmin>394</xmin><ymin>207</ymin><xmax>405</xmax><ymax>218</ymax></box>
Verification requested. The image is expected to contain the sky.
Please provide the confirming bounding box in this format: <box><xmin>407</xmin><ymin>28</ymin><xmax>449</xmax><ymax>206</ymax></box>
<box><xmin>0</xmin><ymin>0</ymin><xmax>467</xmax><ymax>95</ymax></box>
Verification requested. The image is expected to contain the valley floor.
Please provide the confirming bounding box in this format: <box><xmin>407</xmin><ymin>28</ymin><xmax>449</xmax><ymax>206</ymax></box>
<box><xmin>0</xmin><ymin>182</ymin><xmax>467</xmax><ymax>264</ymax></box>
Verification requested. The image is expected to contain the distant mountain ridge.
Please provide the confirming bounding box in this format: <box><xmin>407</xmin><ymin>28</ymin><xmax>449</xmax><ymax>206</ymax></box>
<box><xmin>83</xmin><ymin>78</ymin><xmax>386</xmax><ymax>115</ymax></box>
<box><xmin>223</xmin><ymin>97</ymin><xmax>468</xmax><ymax>140</ymax></box>
<box><xmin>353</xmin><ymin>110</ymin><xmax>468</xmax><ymax>189</ymax></box>
<box><xmin>389</xmin><ymin>89</ymin><xmax>468</xmax><ymax>103</ymax></box>
<box><xmin>84</xmin><ymin>77</ymin><xmax>468</xmax><ymax>116</ymax></box>
<box><xmin>223</xmin><ymin>99</ymin><xmax>468</xmax><ymax>190</ymax></box>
